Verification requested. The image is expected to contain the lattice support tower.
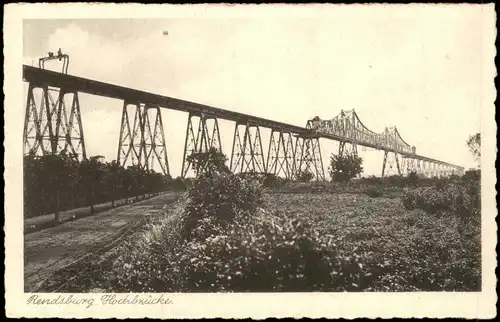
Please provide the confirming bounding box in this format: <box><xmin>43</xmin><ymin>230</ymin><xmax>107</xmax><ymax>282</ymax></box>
<box><xmin>266</xmin><ymin>128</ymin><xmax>296</xmax><ymax>179</ymax></box>
<box><xmin>230</xmin><ymin>121</ymin><xmax>266</xmax><ymax>174</ymax></box>
<box><xmin>117</xmin><ymin>101</ymin><xmax>170</xmax><ymax>176</ymax></box>
<box><xmin>294</xmin><ymin>134</ymin><xmax>325</xmax><ymax>181</ymax></box>
<box><xmin>181</xmin><ymin>112</ymin><xmax>222</xmax><ymax>178</ymax></box>
<box><xmin>381</xmin><ymin>150</ymin><xmax>401</xmax><ymax>177</ymax></box>
<box><xmin>23</xmin><ymin>50</ymin><xmax>86</xmax><ymax>160</ymax></box>
<box><xmin>338</xmin><ymin>141</ymin><xmax>358</xmax><ymax>158</ymax></box>
<box><xmin>401</xmin><ymin>157</ymin><xmax>415</xmax><ymax>176</ymax></box>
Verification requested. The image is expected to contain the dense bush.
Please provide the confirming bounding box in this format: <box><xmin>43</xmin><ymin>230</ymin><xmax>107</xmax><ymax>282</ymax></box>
<box><xmin>383</xmin><ymin>175</ymin><xmax>408</xmax><ymax>187</ymax></box>
<box><xmin>171</xmin><ymin>177</ymin><xmax>187</xmax><ymax>191</ymax></box>
<box><xmin>402</xmin><ymin>184</ymin><xmax>476</xmax><ymax>216</ymax></box>
<box><xmin>296</xmin><ymin>170</ymin><xmax>314</xmax><ymax>182</ymax></box>
<box><xmin>181</xmin><ymin>172</ymin><xmax>263</xmax><ymax>241</ymax></box>
<box><xmin>364</xmin><ymin>186</ymin><xmax>383</xmax><ymax>198</ymax></box>
<box><xmin>106</xmin><ymin>204</ymin><xmax>368</xmax><ymax>292</ymax></box>
<box><xmin>358</xmin><ymin>175</ymin><xmax>383</xmax><ymax>186</ymax></box>
<box><xmin>406</xmin><ymin>171</ymin><xmax>419</xmax><ymax>186</ymax></box>
<box><xmin>262</xmin><ymin>173</ymin><xmax>291</xmax><ymax>188</ymax></box>
<box><xmin>463</xmin><ymin>169</ymin><xmax>480</xmax><ymax>182</ymax></box>
<box><xmin>401</xmin><ymin>180</ymin><xmax>480</xmax><ymax>243</ymax></box>
<box><xmin>357</xmin><ymin>173</ymin><xmax>420</xmax><ymax>188</ymax></box>
<box><xmin>262</xmin><ymin>173</ymin><xmax>279</xmax><ymax>187</ymax></box>
<box><xmin>174</xmin><ymin>209</ymin><xmax>367</xmax><ymax>292</ymax></box>
<box><xmin>328</xmin><ymin>152</ymin><xmax>364</xmax><ymax>182</ymax></box>
<box><xmin>104</xmin><ymin>170</ymin><xmax>370</xmax><ymax>292</ymax></box>
<box><xmin>186</xmin><ymin>147</ymin><xmax>231</xmax><ymax>177</ymax></box>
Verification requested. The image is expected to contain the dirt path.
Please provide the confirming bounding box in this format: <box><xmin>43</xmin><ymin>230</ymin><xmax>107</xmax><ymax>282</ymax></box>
<box><xmin>25</xmin><ymin>193</ymin><xmax>169</xmax><ymax>234</ymax></box>
<box><xmin>24</xmin><ymin>191</ymin><xmax>181</xmax><ymax>292</ymax></box>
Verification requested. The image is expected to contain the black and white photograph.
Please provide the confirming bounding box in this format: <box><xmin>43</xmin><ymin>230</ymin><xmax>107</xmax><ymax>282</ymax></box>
<box><xmin>4</xmin><ymin>3</ymin><xmax>497</xmax><ymax>319</ymax></box>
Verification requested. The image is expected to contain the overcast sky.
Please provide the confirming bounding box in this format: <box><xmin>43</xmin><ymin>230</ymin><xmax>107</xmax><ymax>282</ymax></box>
<box><xmin>22</xmin><ymin>6</ymin><xmax>493</xmax><ymax>178</ymax></box>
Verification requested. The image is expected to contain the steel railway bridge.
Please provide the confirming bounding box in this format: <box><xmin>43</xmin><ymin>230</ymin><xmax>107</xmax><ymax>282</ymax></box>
<box><xmin>23</xmin><ymin>52</ymin><xmax>464</xmax><ymax>180</ymax></box>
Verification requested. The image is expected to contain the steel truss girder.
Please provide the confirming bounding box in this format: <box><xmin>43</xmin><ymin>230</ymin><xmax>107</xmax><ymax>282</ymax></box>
<box><xmin>230</xmin><ymin>121</ymin><xmax>266</xmax><ymax>174</ymax></box>
<box><xmin>181</xmin><ymin>112</ymin><xmax>222</xmax><ymax>178</ymax></box>
<box><xmin>294</xmin><ymin>135</ymin><xmax>325</xmax><ymax>181</ymax></box>
<box><xmin>23</xmin><ymin>83</ymin><xmax>86</xmax><ymax>159</ymax></box>
<box><xmin>381</xmin><ymin>150</ymin><xmax>401</xmax><ymax>177</ymax></box>
<box><xmin>117</xmin><ymin>101</ymin><xmax>170</xmax><ymax>176</ymax></box>
<box><xmin>266</xmin><ymin>128</ymin><xmax>296</xmax><ymax>179</ymax></box>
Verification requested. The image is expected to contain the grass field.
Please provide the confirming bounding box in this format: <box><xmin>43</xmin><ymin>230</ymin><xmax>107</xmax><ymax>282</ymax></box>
<box><xmin>48</xmin><ymin>175</ymin><xmax>481</xmax><ymax>292</ymax></box>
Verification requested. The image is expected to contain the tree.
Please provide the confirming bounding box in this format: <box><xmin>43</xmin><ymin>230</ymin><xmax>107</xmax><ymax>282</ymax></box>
<box><xmin>296</xmin><ymin>170</ymin><xmax>314</xmax><ymax>182</ymax></box>
<box><xmin>186</xmin><ymin>148</ymin><xmax>231</xmax><ymax>177</ymax></box>
<box><xmin>328</xmin><ymin>152</ymin><xmax>364</xmax><ymax>182</ymax></box>
<box><xmin>35</xmin><ymin>152</ymin><xmax>78</xmax><ymax>221</ymax></box>
<box><xmin>467</xmin><ymin>133</ymin><xmax>481</xmax><ymax>166</ymax></box>
<box><xmin>126</xmin><ymin>165</ymin><xmax>147</xmax><ymax>201</ymax></box>
<box><xmin>79</xmin><ymin>156</ymin><xmax>105</xmax><ymax>214</ymax></box>
<box><xmin>102</xmin><ymin>160</ymin><xmax>122</xmax><ymax>207</ymax></box>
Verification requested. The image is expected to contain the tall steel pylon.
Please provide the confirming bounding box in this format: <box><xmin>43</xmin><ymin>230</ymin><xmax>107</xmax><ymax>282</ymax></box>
<box><xmin>181</xmin><ymin>112</ymin><xmax>222</xmax><ymax>178</ymax></box>
<box><xmin>381</xmin><ymin>150</ymin><xmax>401</xmax><ymax>177</ymax></box>
<box><xmin>23</xmin><ymin>50</ymin><xmax>86</xmax><ymax>159</ymax></box>
<box><xmin>230</xmin><ymin>121</ymin><xmax>266</xmax><ymax>174</ymax></box>
<box><xmin>294</xmin><ymin>134</ymin><xmax>325</xmax><ymax>181</ymax></box>
<box><xmin>117</xmin><ymin>101</ymin><xmax>170</xmax><ymax>176</ymax></box>
<box><xmin>266</xmin><ymin>128</ymin><xmax>296</xmax><ymax>179</ymax></box>
<box><xmin>338</xmin><ymin>141</ymin><xmax>358</xmax><ymax>157</ymax></box>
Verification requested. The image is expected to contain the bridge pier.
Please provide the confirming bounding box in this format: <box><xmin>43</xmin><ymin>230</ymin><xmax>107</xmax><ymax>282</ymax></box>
<box><xmin>117</xmin><ymin>101</ymin><xmax>170</xmax><ymax>176</ymax></box>
<box><xmin>23</xmin><ymin>83</ymin><xmax>87</xmax><ymax>159</ymax></box>
<box><xmin>294</xmin><ymin>134</ymin><xmax>325</xmax><ymax>181</ymax></box>
<box><xmin>230</xmin><ymin>121</ymin><xmax>266</xmax><ymax>174</ymax></box>
<box><xmin>381</xmin><ymin>151</ymin><xmax>401</xmax><ymax>177</ymax></box>
<box><xmin>401</xmin><ymin>157</ymin><xmax>414</xmax><ymax>176</ymax></box>
<box><xmin>181</xmin><ymin>112</ymin><xmax>222</xmax><ymax>177</ymax></box>
<box><xmin>338</xmin><ymin>141</ymin><xmax>358</xmax><ymax>157</ymax></box>
<box><xmin>266</xmin><ymin>128</ymin><xmax>296</xmax><ymax>179</ymax></box>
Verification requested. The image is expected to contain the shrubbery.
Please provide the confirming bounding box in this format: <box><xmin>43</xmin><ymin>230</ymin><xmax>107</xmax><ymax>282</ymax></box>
<box><xmin>328</xmin><ymin>152</ymin><xmax>363</xmax><ymax>182</ymax></box>
<box><xmin>174</xmin><ymin>209</ymin><xmax>367</xmax><ymax>292</ymax></box>
<box><xmin>103</xmin><ymin>169</ymin><xmax>373</xmax><ymax>292</ymax></box>
<box><xmin>59</xmin><ymin>167</ymin><xmax>482</xmax><ymax>292</ymax></box>
<box><xmin>182</xmin><ymin>172</ymin><xmax>263</xmax><ymax>241</ymax></box>
<box><xmin>295</xmin><ymin>170</ymin><xmax>314</xmax><ymax>182</ymax></box>
<box><xmin>402</xmin><ymin>182</ymin><xmax>479</xmax><ymax>218</ymax></box>
<box><xmin>364</xmin><ymin>186</ymin><xmax>383</xmax><ymax>198</ymax></box>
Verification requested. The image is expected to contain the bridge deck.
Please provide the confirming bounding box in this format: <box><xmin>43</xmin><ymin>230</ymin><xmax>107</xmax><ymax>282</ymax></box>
<box><xmin>22</xmin><ymin>65</ymin><xmax>462</xmax><ymax>169</ymax></box>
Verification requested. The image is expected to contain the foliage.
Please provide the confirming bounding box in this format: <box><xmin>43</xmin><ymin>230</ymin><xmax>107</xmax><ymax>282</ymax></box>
<box><xmin>67</xmin><ymin>190</ymin><xmax>480</xmax><ymax>292</ymax></box>
<box><xmin>401</xmin><ymin>181</ymin><xmax>480</xmax><ymax>228</ymax></box>
<box><xmin>358</xmin><ymin>175</ymin><xmax>383</xmax><ymax>186</ymax></box>
<box><xmin>171</xmin><ymin>177</ymin><xmax>187</xmax><ymax>191</ymax></box>
<box><xmin>186</xmin><ymin>148</ymin><xmax>231</xmax><ymax>177</ymax></box>
<box><xmin>173</xmin><ymin>209</ymin><xmax>366</xmax><ymax>292</ymax></box>
<box><xmin>262</xmin><ymin>173</ymin><xmax>279</xmax><ymax>187</ymax></box>
<box><xmin>406</xmin><ymin>171</ymin><xmax>419</xmax><ymax>186</ymax></box>
<box><xmin>24</xmin><ymin>152</ymin><xmax>170</xmax><ymax>220</ymax></box>
<box><xmin>463</xmin><ymin>169</ymin><xmax>480</xmax><ymax>182</ymax></box>
<box><xmin>181</xmin><ymin>172</ymin><xmax>263</xmax><ymax>241</ymax></box>
<box><xmin>295</xmin><ymin>170</ymin><xmax>314</xmax><ymax>182</ymax></box>
<box><xmin>51</xmin><ymin>162</ymin><xmax>482</xmax><ymax>293</ymax></box>
<box><xmin>466</xmin><ymin>132</ymin><xmax>481</xmax><ymax>160</ymax></box>
<box><xmin>364</xmin><ymin>186</ymin><xmax>383</xmax><ymax>198</ymax></box>
<box><xmin>328</xmin><ymin>153</ymin><xmax>364</xmax><ymax>182</ymax></box>
<box><xmin>262</xmin><ymin>173</ymin><xmax>290</xmax><ymax>188</ymax></box>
